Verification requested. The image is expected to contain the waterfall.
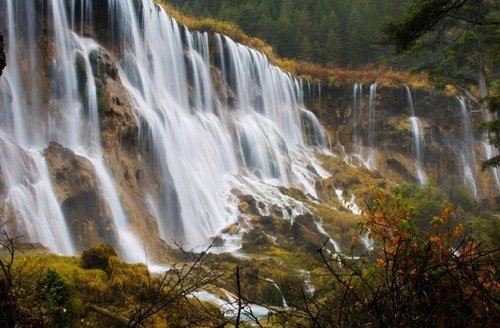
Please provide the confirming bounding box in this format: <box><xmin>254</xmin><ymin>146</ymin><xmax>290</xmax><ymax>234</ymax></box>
<box><xmin>409</xmin><ymin>118</ymin><xmax>427</xmax><ymax>185</ymax></box>
<box><xmin>405</xmin><ymin>85</ymin><xmax>415</xmax><ymax>116</ymax></box>
<box><xmin>109</xmin><ymin>0</ymin><xmax>328</xmax><ymax>248</ymax></box>
<box><xmin>352</xmin><ymin>83</ymin><xmax>363</xmax><ymax>154</ymax></box>
<box><xmin>406</xmin><ymin>87</ymin><xmax>427</xmax><ymax>185</ymax></box>
<box><xmin>0</xmin><ymin>0</ymin><xmax>149</xmax><ymax>261</ymax></box>
<box><xmin>0</xmin><ymin>0</ymin><xmax>78</xmax><ymax>254</ymax></box>
<box><xmin>481</xmin><ymin>110</ymin><xmax>500</xmax><ymax>190</ymax></box>
<box><xmin>0</xmin><ymin>0</ymin><xmax>330</xmax><ymax>256</ymax></box>
<box><xmin>481</xmin><ymin>141</ymin><xmax>500</xmax><ymax>189</ymax></box>
<box><xmin>266</xmin><ymin>279</ymin><xmax>288</xmax><ymax>308</ymax></box>
<box><xmin>365</xmin><ymin>83</ymin><xmax>377</xmax><ymax>169</ymax></box>
<box><xmin>0</xmin><ymin>135</ymin><xmax>74</xmax><ymax>254</ymax></box>
<box><xmin>300</xmin><ymin>108</ymin><xmax>329</xmax><ymax>148</ymax></box>
<box><xmin>458</xmin><ymin>98</ymin><xmax>478</xmax><ymax>199</ymax></box>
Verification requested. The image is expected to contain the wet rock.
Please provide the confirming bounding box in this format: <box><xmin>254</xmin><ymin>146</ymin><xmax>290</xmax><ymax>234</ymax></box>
<box><xmin>241</xmin><ymin>227</ymin><xmax>275</xmax><ymax>252</ymax></box>
<box><xmin>386</xmin><ymin>158</ymin><xmax>416</xmax><ymax>183</ymax></box>
<box><xmin>237</xmin><ymin>194</ymin><xmax>259</xmax><ymax>215</ymax></box>
<box><xmin>291</xmin><ymin>219</ymin><xmax>321</xmax><ymax>253</ymax></box>
<box><xmin>89</xmin><ymin>49</ymin><xmax>118</xmax><ymax>81</ymax></box>
<box><xmin>221</xmin><ymin>223</ymin><xmax>240</xmax><ymax>235</ymax></box>
<box><xmin>238</xmin><ymin>202</ymin><xmax>250</xmax><ymax>213</ymax></box>
<box><xmin>43</xmin><ymin>142</ymin><xmax>117</xmax><ymax>250</ymax></box>
<box><xmin>278</xmin><ymin>186</ymin><xmax>309</xmax><ymax>203</ymax></box>
<box><xmin>96</xmin><ymin>52</ymin><xmax>171</xmax><ymax>261</ymax></box>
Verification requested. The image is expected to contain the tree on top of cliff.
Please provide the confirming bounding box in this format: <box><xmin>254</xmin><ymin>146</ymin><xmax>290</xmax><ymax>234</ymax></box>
<box><xmin>168</xmin><ymin>0</ymin><xmax>408</xmax><ymax>68</ymax></box>
<box><xmin>380</xmin><ymin>0</ymin><xmax>500</xmax><ymax>168</ymax></box>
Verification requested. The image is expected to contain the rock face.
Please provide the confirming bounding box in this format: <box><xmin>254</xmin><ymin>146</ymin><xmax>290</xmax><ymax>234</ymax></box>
<box><xmin>43</xmin><ymin>142</ymin><xmax>117</xmax><ymax>250</ymax></box>
<box><xmin>305</xmin><ymin>84</ymin><xmax>498</xmax><ymax>203</ymax></box>
<box><xmin>90</xmin><ymin>48</ymin><xmax>171</xmax><ymax>260</ymax></box>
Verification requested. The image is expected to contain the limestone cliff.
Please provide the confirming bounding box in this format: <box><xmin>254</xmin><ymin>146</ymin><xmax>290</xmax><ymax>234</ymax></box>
<box><xmin>90</xmin><ymin>48</ymin><xmax>172</xmax><ymax>260</ymax></box>
<box><xmin>305</xmin><ymin>84</ymin><xmax>498</xmax><ymax>205</ymax></box>
<box><xmin>44</xmin><ymin>142</ymin><xmax>117</xmax><ymax>250</ymax></box>
<box><xmin>1</xmin><ymin>0</ymin><xmax>497</xmax><ymax>263</ymax></box>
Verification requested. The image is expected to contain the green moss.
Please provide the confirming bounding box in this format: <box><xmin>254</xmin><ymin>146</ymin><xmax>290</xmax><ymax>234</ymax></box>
<box><xmin>80</xmin><ymin>243</ymin><xmax>117</xmax><ymax>272</ymax></box>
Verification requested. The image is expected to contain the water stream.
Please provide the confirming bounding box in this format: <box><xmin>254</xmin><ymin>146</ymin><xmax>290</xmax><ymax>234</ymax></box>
<box><xmin>365</xmin><ymin>83</ymin><xmax>377</xmax><ymax>169</ymax></box>
<box><xmin>458</xmin><ymin>98</ymin><xmax>478</xmax><ymax>199</ymax></box>
<box><xmin>406</xmin><ymin>86</ymin><xmax>427</xmax><ymax>185</ymax></box>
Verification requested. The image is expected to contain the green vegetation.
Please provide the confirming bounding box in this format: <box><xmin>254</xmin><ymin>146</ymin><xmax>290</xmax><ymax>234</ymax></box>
<box><xmin>2</xmin><ymin>176</ymin><xmax>498</xmax><ymax>327</ymax></box>
<box><xmin>380</xmin><ymin>0</ymin><xmax>500</xmax><ymax>168</ymax></box>
<box><xmin>168</xmin><ymin>0</ymin><xmax>409</xmax><ymax>68</ymax></box>
<box><xmin>0</xmin><ymin>241</ymin><xmax>226</xmax><ymax>327</ymax></box>
<box><xmin>161</xmin><ymin>1</ymin><xmax>428</xmax><ymax>88</ymax></box>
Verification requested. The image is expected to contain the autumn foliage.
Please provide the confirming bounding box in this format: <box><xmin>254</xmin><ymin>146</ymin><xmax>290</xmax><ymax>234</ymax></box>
<box><xmin>273</xmin><ymin>191</ymin><xmax>499</xmax><ymax>327</ymax></box>
<box><xmin>329</xmin><ymin>191</ymin><xmax>498</xmax><ymax>327</ymax></box>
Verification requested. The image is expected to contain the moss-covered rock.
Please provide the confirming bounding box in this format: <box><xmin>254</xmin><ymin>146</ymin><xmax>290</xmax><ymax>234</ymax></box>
<box><xmin>80</xmin><ymin>243</ymin><xmax>118</xmax><ymax>272</ymax></box>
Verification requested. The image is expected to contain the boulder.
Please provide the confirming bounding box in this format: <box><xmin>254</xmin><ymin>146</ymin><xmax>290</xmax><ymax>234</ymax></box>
<box><xmin>80</xmin><ymin>243</ymin><xmax>118</xmax><ymax>272</ymax></box>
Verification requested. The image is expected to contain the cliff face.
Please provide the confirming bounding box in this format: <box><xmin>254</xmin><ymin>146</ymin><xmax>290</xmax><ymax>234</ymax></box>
<box><xmin>0</xmin><ymin>1</ymin><xmax>497</xmax><ymax>263</ymax></box>
<box><xmin>305</xmin><ymin>84</ymin><xmax>498</xmax><ymax>205</ymax></box>
<box><xmin>44</xmin><ymin>142</ymin><xmax>117</xmax><ymax>250</ymax></box>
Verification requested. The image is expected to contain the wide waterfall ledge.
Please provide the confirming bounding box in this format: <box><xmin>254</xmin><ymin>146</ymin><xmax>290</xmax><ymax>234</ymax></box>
<box><xmin>0</xmin><ymin>0</ymin><xmax>332</xmax><ymax>263</ymax></box>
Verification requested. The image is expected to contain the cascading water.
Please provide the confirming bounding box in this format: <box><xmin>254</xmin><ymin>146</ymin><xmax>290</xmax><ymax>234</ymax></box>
<box><xmin>108</xmin><ymin>0</ymin><xmax>327</xmax><ymax>248</ymax></box>
<box><xmin>300</xmin><ymin>107</ymin><xmax>329</xmax><ymax>148</ymax></box>
<box><xmin>458</xmin><ymin>98</ymin><xmax>478</xmax><ymax>199</ymax></box>
<box><xmin>0</xmin><ymin>0</ymin><xmax>330</xmax><ymax>257</ymax></box>
<box><xmin>110</xmin><ymin>0</ymin><xmax>330</xmax><ymax>248</ymax></box>
<box><xmin>352</xmin><ymin>83</ymin><xmax>363</xmax><ymax>154</ymax></box>
<box><xmin>405</xmin><ymin>87</ymin><xmax>427</xmax><ymax>185</ymax></box>
<box><xmin>0</xmin><ymin>0</ymin><xmax>146</xmax><ymax>261</ymax></box>
<box><xmin>481</xmin><ymin>141</ymin><xmax>500</xmax><ymax>189</ymax></box>
<box><xmin>364</xmin><ymin>83</ymin><xmax>377</xmax><ymax>169</ymax></box>
<box><xmin>0</xmin><ymin>0</ymin><xmax>77</xmax><ymax>255</ymax></box>
<box><xmin>480</xmin><ymin>110</ymin><xmax>500</xmax><ymax>190</ymax></box>
<box><xmin>409</xmin><ymin>117</ymin><xmax>427</xmax><ymax>185</ymax></box>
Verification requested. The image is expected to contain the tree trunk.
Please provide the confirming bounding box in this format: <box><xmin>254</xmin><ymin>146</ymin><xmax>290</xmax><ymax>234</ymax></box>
<box><xmin>85</xmin><ymin>303</ymin><xmax>141</xmax><ymax>327</ymax></box>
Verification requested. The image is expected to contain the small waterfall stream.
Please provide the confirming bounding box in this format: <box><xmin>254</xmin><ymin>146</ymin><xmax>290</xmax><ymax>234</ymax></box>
<box><xmin>481</xmin><ymin>110</ymin><xmax>500</xmax><ymax>190</ymax></box>
<box><xmin>365</xmin><ymin>83</ymin><xmax>377</xmax><ymax>169</ymax></box>
<box><xmin>406</xmin><ymin>87</ymin><xmax>427</xmax><ymax>185</ymax></box>
<box><xmin>458</xmin><ymin>98</ymin><xmax>478</xmax><ymax>199</ymax></box>
<box><xmin>352</xmin><ymin>83</ymin><xmax>363</xmax><ymax>155</ymax></box>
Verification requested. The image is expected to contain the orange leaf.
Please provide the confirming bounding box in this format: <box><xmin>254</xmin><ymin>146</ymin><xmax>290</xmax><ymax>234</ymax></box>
<box><xmin>429</xmin><ymin>236</ymin><xmax>441</xmax><ymax>244</ymax></box>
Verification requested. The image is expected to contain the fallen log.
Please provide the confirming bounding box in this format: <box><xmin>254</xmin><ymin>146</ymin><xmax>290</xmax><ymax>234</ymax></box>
<box><xmin>85</xmin><ymin>303</ymin><xmax>142</xmax><ymax>327</ymax></box>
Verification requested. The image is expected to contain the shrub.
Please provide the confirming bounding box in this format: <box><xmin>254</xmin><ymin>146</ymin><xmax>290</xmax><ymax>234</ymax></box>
<box><xmin>36</xmin><ymin>269</ymin><xmax>75</xmax><ymax>327</ymax></box>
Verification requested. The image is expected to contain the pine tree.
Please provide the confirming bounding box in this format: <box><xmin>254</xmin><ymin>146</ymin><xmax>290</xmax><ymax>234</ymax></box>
<box><xmin>346</xmin><ymin>7</ymin><xmax>365</xmax><ymax>67</ymax></box>
<box><xmin>299</xmin><ymin>36</ymin><xmax>314</xmax><ymax>62</ymax></box>
<box><xmin>324</xmin><ymin>29</ymin><xmax>342</xmax><ymax>64</ymax></box>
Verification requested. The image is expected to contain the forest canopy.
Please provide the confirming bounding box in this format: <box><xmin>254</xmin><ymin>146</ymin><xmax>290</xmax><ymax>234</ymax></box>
<box><xmin>168</xmin><ymin>0</ymin><xmax>410</xmax><ymax>68</ymax></box>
